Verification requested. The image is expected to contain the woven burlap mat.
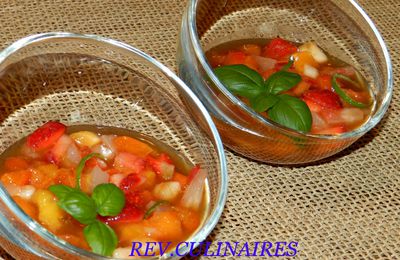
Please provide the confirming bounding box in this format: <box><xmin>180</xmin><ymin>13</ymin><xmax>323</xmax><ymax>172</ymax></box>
<box><xmin>0</xmin><ymin>0</ymin><xmax>398</xmax><ymax>259</ymax></box>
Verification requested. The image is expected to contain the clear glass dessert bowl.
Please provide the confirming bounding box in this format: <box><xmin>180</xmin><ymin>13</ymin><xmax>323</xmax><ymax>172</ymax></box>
<box><xmin>177</xmin><ymin>0</ymin><xmax>393</xmax><ymax>164</ymax></box>
<box><xmin>0</xmin><ymin>32</ymin><xmax>227</xmax><ymax>259</ymax></box>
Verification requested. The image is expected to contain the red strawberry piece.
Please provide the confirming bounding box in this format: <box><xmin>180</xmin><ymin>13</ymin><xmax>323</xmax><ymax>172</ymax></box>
<box><xmin>119</xmin><ymin>173</ymin><xmax>144</xmax><ymax>193</ymax></box>
<box><xmin>224</xmin><ymin>51</ymin><xmax>246</xmax><ymax>65</ymax></box>
<box><xmin>302</xmin><ymin>89</ymin><xmax>342</xmax><ymax>111</ymax></box>
<box><xmin>27</xmin><ymin>121</ymin><xmax>66</xmax><ymax>151</ymax></box>
<box><xmin>263</xmin><ymin>38</ymin><xmax>298</xmax><ymax>60</ymax></box>
<box><xmin>98</xmin><ymin>205</ymin><xmax>144</xmax><ymax>224</ymax></box>
<box><xmin>113</xmin><ymin>152</ymin><xmax>145</xmax><ymax>173</ymax></box>
<box><xmin>146</xmin><ymin>154</ymin><xmax>175</xmax><ymax>180</ymax></box>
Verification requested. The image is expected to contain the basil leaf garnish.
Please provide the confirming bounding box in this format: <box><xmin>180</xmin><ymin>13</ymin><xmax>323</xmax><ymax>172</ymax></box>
<box><xmin>58</xmin><ymin>190</ymin><xmax>97</xmax><ymax>225</ymax></box>
<box><xmin>250</xmin><ymin>95</ymin><xmax>279</xmax><ymax>113</ymax></box>
<box><xmin>268</xmin><ymin>94</ymin><xmax>312</xmax><ymax>132</ymax></box>
<box><xmin>214</xmin><ymin>64</ymin><xmax>264</xmax><ymax>99</ymax></box>
<box><xmin>84</xmin><ymin>220</ymin><xmax>118</xmax><ymax>256</ymax></box>
<box><xmin>92</xmin><ymin>183</ymin><xmax>125</xmax><ymax>217</ymax></box>
<box><xmin>332</xmin><ymin>73</ymin><xmax>369</xmax><ymax>108</ymax></box>
<box><xmin>48</xmin><ymin>185</ymin><xmax>75</xmax><ymax>201</ymax></box>
<box><xmin>265</xmin><ymin>70</ymin><xmax>302</xmax><ymax>95</ymax></box>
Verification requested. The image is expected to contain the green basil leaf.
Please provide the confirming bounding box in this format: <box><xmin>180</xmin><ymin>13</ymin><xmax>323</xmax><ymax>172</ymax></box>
<box><xmin>268</xmin><ymin>94</ymin><xmax>312</xmax><ymax>132</ymax></box>
<box><xmin>49</xmin><ymin>184</ymin><xmax>75</xmax><ymax>201</ymax></box>
<box><xmin>281</xmin><ymin>58</ymin><xmax>294</xmax><ymax>71</ymax></box>
<box><xmin>84</xmin><ymin>220</ymin><xmax>117</xmax><ymax>256</ymax></box>
<box><xmin>92</xmin><ymin>183</ymin><xmax>125</xmax><ymax>217</ymax></box>
<box><xmin>58</xmin><ymin>190</ymin><xmax>97</xmax><ymax>225</ymax></box>
<box><xmin>265</xmin><ymin>71</ymin><xmax>302</xmax><ymax>95</ymax></box>
<box><xmin>214</xmin><ymin>64</ymin><xmax>264</xmax><ymax>99</ymax></box>
<box><xmin>332</xmin><ymin>73</ymin><xmax>369</xmax><ymax>108</ymax></box>
<box><xmin>250</xmin><ymin>95</ymin><xmax>279</xmax><ymax>113</ymax></box>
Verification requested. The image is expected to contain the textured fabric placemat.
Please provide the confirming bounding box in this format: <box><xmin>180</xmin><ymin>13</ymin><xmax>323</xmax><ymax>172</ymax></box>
<box><xmin>0</xmin><ymin>0</ymin><xmax>398</xmax><ymax>259</ymax></box>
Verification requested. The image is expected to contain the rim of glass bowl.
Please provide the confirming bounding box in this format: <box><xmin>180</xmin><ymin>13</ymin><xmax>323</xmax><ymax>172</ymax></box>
<box><xmin>0</xmin><ymin>32</ymin><xmax>228</xmax><ymax>259</ymax></box>
<box><xmin>186</xmin><ymin>0</ymin><xmax>393</xmax><ymax>141</ymax></box>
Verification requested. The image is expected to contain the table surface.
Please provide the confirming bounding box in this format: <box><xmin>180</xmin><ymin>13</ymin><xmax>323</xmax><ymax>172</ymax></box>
<box><xmin>0</xmin><ymin>0</ymin><xmax>399</xmax><ymax>259</ymax></box>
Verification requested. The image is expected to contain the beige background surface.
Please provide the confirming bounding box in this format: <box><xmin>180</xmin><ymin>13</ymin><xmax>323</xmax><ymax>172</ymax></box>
<box><xmin>0</xmin><ymin>0</ymin><xmax>399</xmax><ymax>259</ymax></box>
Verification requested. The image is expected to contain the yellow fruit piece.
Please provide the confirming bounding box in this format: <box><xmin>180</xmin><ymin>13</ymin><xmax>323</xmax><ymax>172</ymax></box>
<box><xmin>292</xmin><ymin>51</ymin><xmax>319</xmax><ymax>74</ymax></box>
<box><xmin>70</xmin><ymin>131</ymin><xmax>101</xmax><ymax>148</ymax></box>
<box><xmin>140</xmin><ymin>170</ymin><xmax>156</xmax><ymax>189</ymax></box>
<box><xmin>147</xmin><ymin>211</ymin><xmax>183</xmax><ymax>241</ymax></box>
<box><xmin>114</xmin><ymin>223</ymin><xmax>149</xmax><ymax>246</ymax></box>
<box><xmin>31</xmin><ymin>189</ymin><xmax>65</xmax><ymax>232</ymax></box>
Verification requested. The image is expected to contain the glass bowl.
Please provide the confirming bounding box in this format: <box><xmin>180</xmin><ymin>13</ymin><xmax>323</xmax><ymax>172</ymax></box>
<box><xmin>0</xmin><ymin>32</ymin><xmax>227</xmax><ymax>259</ymax></box>
<box><xmin>177</xmin><ymin>0</ymin><xmax>393</xmax><ymax>164</ymax></box>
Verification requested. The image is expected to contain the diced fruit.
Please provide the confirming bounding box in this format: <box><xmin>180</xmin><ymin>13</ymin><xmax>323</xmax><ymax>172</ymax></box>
<box><xmin>100</xmin><ymin>204</ymin><xmax>144</xmax><ymax>224</ymax></box>
<box><xmin>181</xmin><ymin>168</ymin><xmax>207</xmax><ymax>211</ymax></box>
<box><xmin>243</xmin><ymin>55</ymin><xmax>259</xmax><ymax>71</ymax></box>
<box><xmin>13</xmin><ymin>196</ymin><xmax>38</xmax><ymax>219</ymax></box>
<box><xmin>240</xmin><ymin>44</ymin><xmax>262</xmax><ymax>56</ymax></box>
<box><xmin>315</xmin><ymin>74</ymin><xmax>332</xmax><ymax>90</ymax></box>
<box><xmin>114</xmin><ymin>152</ymin><xmax>145</xmax><ymax>174</ymax></box>
<box><xmin>27</xmin><ymin>121</ymin><xmax>66</xmax><ymax>151</ymax></box>
<box><xmin>340</xmin><ymin>108</ymin><xmax>365</xmax><ymax>126</ymax></box>
<box><xmin>113</xmin><ymin>136</ymin><xmax>153</xmax><ymax>157</ymax></box>
<box><xmin>298</xmin><ymin>42</ymin><xmax>328</xmax><ymax>63</ymax></box>
<box><xmin>30</xmin><ymin>164</ymin><xmax>58</xmax><ymax>189</ymax></box>
<box><xmin>292</xmin><ymin>51</ymin><xmax>319</xmax><ymax>74</ymax></box>
<box><xmin>119</xmin><ymin>173</ymin><xmax>145</xmax><ymax>193</ymax></box>
<box><xmin>290</xmin><ymin>80</ymin><xmax>311</xmax><ymax>96</ymax></box>
<box><xmin>4</xmin><ymin>157</ymin><xmax>29</xmax><ymax>171</ymax></box>
<box><xmin>63</xmin><ymin>143</ymin><xmax>81</xmax><ymax>167</ymax></box>
<box><xmin>302</xmin><ymin>89</ymin><xmax>342</xmax><ymax>110</ymax></box>
<box><xmin>146</xmin><ymin>154</ymin><xmax>175</xmax><ymax>180</ymax></box>
<box><xmin>310</xmin><ymin>112</ymin><xmax>328</xmax><ymax>133</ymax></box>
<box><xmin>54</xmin><ymin>168</ymin><xmax>75</xmax><ymax>187</ymax></box>
<box><xmin>113</xmin><ymin>223</ymin><xmax>149</xmax><ymax>246</ymax></box>
<box><xmin>140</xmin><ymin>170</ymin><xmax>156</xmax><ymax>189</ymax></box>
<box><xmin>110</xmin><ymin>173</ymin><xmax>126</xmax><ymax>187</ymax></box>
<box><xmin>87</xmin><ymin>166</ymin><xmax>109</xmax><ymax>193</ymax></box>
<box><xmin>224</xmin><ymin>51</ymin><xmax>246</xmax><ymax>65</ymax></box>
<box><xmin>177</xmin><ymin>208</ymin><xmax>201</xmax><ymax>233</ymax></box>
<box><xmin>70</xmin><ymin>131</ymin><xmax>101</xmax><ymax>148</ymax></box>
<box><xmin>92</xmin><ymin>144</ymin><xmax>114</xmax><ymax>160</ymax></box>
<box><xmin>31</xmin><ymin>189</ymin><xmax>66</xmax><ymax>232</ymax></box>
<box><xmin>46</xmin><ymin>135</ymin><xmax>73</xmax><ymax>165</ymax></box>
<box><xmin>303</xmin><ymin>64</ymin><xmax>319</xmax><ymax>79</ymax></box>
<box><xmin>262</xmin><ymin>38</ymin><xmax>297</xmax><ymax>60</ymax></box>
<box><xmin>125</xmin><ymin>190</ymin><xmax>153</xmax><ymax>208</ymax></box>
<box><xmin>172</xmin><ymin>172</ymin><xmax>188</xmax><ymax>188</ymax></box>
<box><xmin>252</xmin><ymin>55</ymin><xmax>277</xmax><ymax>72</ymax></box>
<box><xmin>152</xmin><ymin>182</ymin><xmax>181</xmax><ymax>202</ymax></box>
<box><xmin>146</xmin><ymin>211</ymin><xmax>183</xmax><ymax>241</ymax></box>
<box><xmin>1</xmin><ymin>170</ymin><xmax>31</xmax><ymax>186</ymax></box>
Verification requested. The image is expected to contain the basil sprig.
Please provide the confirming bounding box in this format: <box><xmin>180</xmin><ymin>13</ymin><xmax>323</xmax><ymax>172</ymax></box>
<box><xmin>332</xmin><ymin>73</ymin><xmax>369</xmax><ymax>108</ymax></box>
<box><xmin>143</xmin><ymin>200</ymin><xmax>168</xmax><ymax>220</ymax></box>
<box><xmin>214</xmin><ymin>62</ymin><xmax>311</xmax><ymax>132</ymax></box>
<box><xmin>49</xmin><ymin>153</ymin><xmax>125</xmax><ymax>256</ymax></box>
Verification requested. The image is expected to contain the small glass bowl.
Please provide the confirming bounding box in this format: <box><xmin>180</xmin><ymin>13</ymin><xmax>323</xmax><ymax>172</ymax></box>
<box><xmin>0</xmin><ymin>32</ymin><xmax>227</xmax><ymax>259</ymax></box>
<box><xmin>177</xmin><ymin>0</ymin><xmax>393</xmax><ymax>164</ymax></box>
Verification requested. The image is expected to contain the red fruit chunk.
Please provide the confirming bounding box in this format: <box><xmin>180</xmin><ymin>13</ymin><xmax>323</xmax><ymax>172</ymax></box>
<box><xmin>315</xmin><ymin>74</ymin><xmax>332</xmax><ymax>90</ymax></box>
<box><xmin>27</xmin><ymin>121</ymin><xmax>66</xmax><ymax>151</ymax></box>
<box><xmin>263</xmin><ymin>38</ymin><xmax>298</xmax><ymax>60</ymax></box>
<box><xmin>302</xmin><ymin>89</ymin><xmax>342</xmax><ymax>111</ymax></box>
<box><xmin>314</xmin><ymin>125</ymin><xmax>347</xmax><ymax>135</ymax></box>
<box><xmin>146</xmin><ymin>154</ymin><xmax>175</xmax><ymax>180</ymax></box>
<box><xmin>125</xmin><ymin>190</ymin><xmax>153</xmax><ymax>208</ymax></box>
<box><xmin>119</xmin><ymin>173</ymin><xmax>144</xmax><ymax>193</ymax></box>
<box><xmin>187</xmin><ymin>165</ymin><xmax>201</xmax><ymax>183</ymax></box>
<box><xmin>99</xmin><ymin>205</ymin><xmax>144</xmax><ymax>224</ymax></box>
<box><xmin>114</xmin><ymin>152</ymin><xmax>145</xmax><ymax>174</ymax></box>
<box><xmin>224</xmin><ymin>51</ymin><xmax>246</xmax><ymax>65</ymax></box>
